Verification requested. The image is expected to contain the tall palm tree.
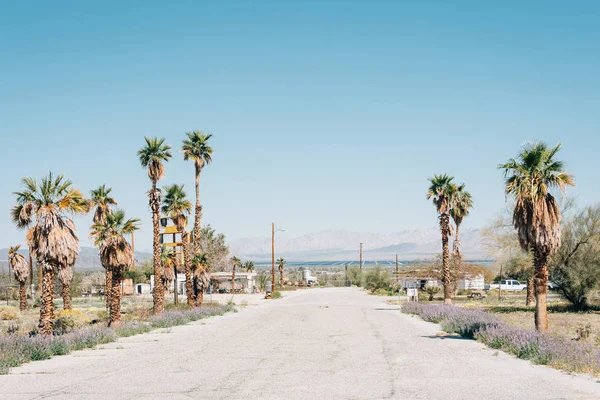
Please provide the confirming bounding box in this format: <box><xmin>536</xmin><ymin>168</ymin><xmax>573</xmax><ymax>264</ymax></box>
<box><xmin>190</xmin><ymin>253</ymin><xmax>210</xmax><ymax>307</ymax></box>
<box><xmin>161</xmin><ymin>184</ymin><xmax>193</xmax><ymax>306</ymax></box>
<box><xmin>181</xmin><ymin>131</ymin><xmax>213</xmax><ymax>254</ymax></box>
<box><xmin>450</xmin><ymin>185</ymin><xmax>473</xmax><ymax>295</ymax></box>
<box><xmin>500</xmin><ymin>142</ymin><xmax>574</xmax><ymax>332</ymax></box>
<box><xmin>12</xmin><ymin>173</ymin><xmax>89</xmax><ymax>335</ymax></box>
<box><xmin>8</xmin><ymin>245</ymin><xmax>29</xmax><ymax>311</ymax></box>
<box><xmin>427</xmin><ymin>174</ymin><xmax>458</xmax><ymax>305</ymax></box>
<box><xmin>277</xmin><ymin>257</ymin><xmax>286</xmax><ymax>287</ymax></box>
<box><xmin>230</xmin><ymin>256</ymin><xmax>241</xmax><ymax>293</ymax></box>
<box><xmin>91</xmin><ymin>210</ymin><xmax>140</xmax><ymax>327</ymax></box>
<box><xmin>138</xmin><ymin>137</ymin><xmax>172</xmax><ymax>314</ymax></box>
<box><xmin>90</xmin><ymin>185</ymin><xmax>118</xmax><ymax>311</ymax></box>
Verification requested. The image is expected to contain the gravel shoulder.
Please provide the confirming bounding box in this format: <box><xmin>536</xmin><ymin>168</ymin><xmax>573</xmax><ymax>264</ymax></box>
<box><xmin>1</xmin><ymin>287</ymin><xmax>599</xmax><ymax>399</ymax></box>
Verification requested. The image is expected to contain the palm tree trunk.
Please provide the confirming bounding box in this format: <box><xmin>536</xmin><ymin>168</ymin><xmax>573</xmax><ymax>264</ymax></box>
<box><xmin>19</xmin><ymin>281</ymin><xmax>28</xmax><ymax>311</ymax></box>
<box><xmin>39</xmin><ymin>267</ymin><xmax>55</xmax><ymax>336</ymax></box>
<box><xmin>232</xmin><ymin>265</ymin><xmax>236</xmax><ymax>294</ymax></box>
<box><xmin>533</xmin><ymin>249</ymin><xmax>549</xmax><ymax>332</ymax></box>
<box><xmin>453</xmin><ymin>225</ymin><xmax>461</xmax><ymax>296</ymax></box>
<box><xmin>105</xmin><ymin>269</ymin><xmax>112</xmax><ymax>311</ymax></box>
<box><xmin>62</xmin><ymin>282</ymin><xmax>72</xmax><ymax>310</ymax></box>
<box><xmin>183</xmin><ymin>233</ymin><xmax>194</xmax><ymax>307</ymax></box>
<box><xmin>196</xmin><ymin>288</ymin><xmax>204</xmax><ymax>307</ymax></box>
<box><xmin>440</xmin><ymin>213</ymin><xmax>452</xmax><ymax>304</ymax></box>
<box><xmin>109</xmin><ymin>269</ymin><xmax>122</xmax><ymax>328</ymax></box>
<box><xmin>151</xmin><ymin>183</ymin><xmax>164</xmax><ymax>314</ymax></box>
<box><xmin>193</xmin><ymin>166</ymin><xmax>202</xmax><ymax>255</ymax></box>
<box><xmin>280</xmin><ymin>270</ymin><xmax>284</xmax><ymax>288</ymax></box>
<box><xmin>526</xmin><ymin>276</ymin><xmax>535</xmax><ymax>306</ymax></box>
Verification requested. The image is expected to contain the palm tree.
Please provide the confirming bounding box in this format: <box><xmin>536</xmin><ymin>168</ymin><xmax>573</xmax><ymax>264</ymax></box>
<box><xmin>230</xmin><ymin>256</ymin><xmax>241</xmax><ymax>293</ymax></box>
<box><xmin>90</xmin><ymin>210</ymin><xmax>140</xmax><ymax>327</ymax></box>
<box><xmin>277</xmin><ymin>257</ymin><xmax>286</xmax><ymax>287</ymax></box>
<box><xmin>450</xmin><ymin>185</ymin><xmax>473</xmax><ymax>295</ymax></box>
<box><xmin>190</xmin><ymin>253</ymin><xmax>210</xmax><ymax>307</ymax></box>
<box><xmin>161</xmin><ymin>184</ymin><xmax>193</xmax><ymax>306</ymax></box>
<box><xmin>90</xmin><ymin>185</ymin><xmax>117</xmax><ymax>223</ymax></box>
<box><xmin>8</xmin><ymin>245</ymin><xmax>29</xmax><ymax>311</ymax></box>
<box><xmin>244</xmin><ymin>260</ymin><xmax>255</xmax><ymax>273</ymax></box>
<box><xmin>11</xmin><ymin>173</ymin><xmax>89</xmax><ymax>335</ymax></box>
<box><xmin>58</xmin><ymin>266</ymin><xmax>74</xmax><ymax>310</ymax></box>
<box><xmin>181</xmin><ymin>131</ymin><xmax>213</xmax><ymax>254</ymax></box>
<box><xmin>138</xmin><ymin>137</ymin><xmax>172</xmax><ymax>314</ymax></box>
<box><xmin>500</xmin><ymin>142</ymin><xmax>574</xmax><ymax>332</ymax></box>
<box><xmin>90</xmin><ymin>185</ymin><xmax>118</xmax><ymax>311</ymax></box>
<box><xmin>427</xmin><ymin>174</ymin><xmax>458</xmax><ymax>305</ymax></box>
<box><xmin>160</xmin><ymin>245</ymin><xmax>177</xmax><ymax>294</ymax></box>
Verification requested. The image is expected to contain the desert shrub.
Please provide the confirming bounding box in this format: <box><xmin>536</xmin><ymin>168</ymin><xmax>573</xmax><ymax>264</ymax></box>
<box><xmin>0</xmin><ymin>306</ymin><xmax>20</xmax><ymax>321</ymax></box>
<box><xmin>364</xmin><ymin>266</ymin><xmax>391</xmax><ymax>292</ymax></box>
<box><xmin>54</xmin><ymin>309</ymin><xmax>91</xmax><ymax>335</ymax></box>
<box><xmin>347</xmin><ymin>267</ymin><xmax>363</xmax><ymax>287</ymax></box>
<box><xmin>423</xmin><ymin>286</ymin><xmax>441</xmax><ymax>301</ymax></box>
<box><xmin>272</xmin><ymin>291</ymin><xmax>281</xmax><ymax>299</ymax></box>
<box><xmin>372</xmin><ymin>288</ymin><xmax>389</xmax><ymax>296</ymax></box>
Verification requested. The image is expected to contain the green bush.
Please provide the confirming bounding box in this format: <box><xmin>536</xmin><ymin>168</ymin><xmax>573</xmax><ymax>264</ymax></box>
<box><xmin>372</xmin><ymin>288</ymin><xmax>389</xmax><ymax>296</ymax></box>
<box><xmin>364</xmin><ymin>266</ymin><xmax>392</xmax><ymax>292</ymax></box>
<box><xmin>272</xmin><ymin>291</ymin><xmax>281</xmax><ymax>299</ymax></box>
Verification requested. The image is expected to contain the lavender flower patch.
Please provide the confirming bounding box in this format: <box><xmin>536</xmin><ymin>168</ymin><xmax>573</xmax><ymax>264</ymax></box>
<box><xmin>402</xmin><ymin>302</ymin><xmax>600</xmax><ymax>375</ymax></box>
<box><xmin>0</xmin><ymin>303</ymin><xmax>233</xmax><ymax>375</ymax></box>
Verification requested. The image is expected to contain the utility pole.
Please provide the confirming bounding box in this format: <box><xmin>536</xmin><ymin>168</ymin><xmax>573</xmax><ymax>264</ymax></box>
<box><xmin>395</xmin><ymin>254</ymin><xmax>399</xmax><ymax>284</ymax></box>
<box><xmin>131</xmin><ymin>230</ymin><xmax>136</xmax><ymax>271</ymax></box>
<box><xmin>271</xmin><ymin>222</ymin><xmax>275</xmax><ymax>294</ymax></box>
<box><xmin>359</xmin><ymin>243</ymin><xmax>363</xmax><ymax>272</ymax></box>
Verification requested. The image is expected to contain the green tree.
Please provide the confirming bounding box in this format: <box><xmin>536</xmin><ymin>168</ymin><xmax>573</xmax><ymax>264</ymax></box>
<box><xmin>198</xmin><ymin>225</ymin><xmax>229</xmax><ymax>272</ymax></box>
<box><xmin>12</xmin><ymin>173</ymin><xmax>89</xmax><ymax>335</ymax></box>
<box><xmin>427</xmin><ymin>174</ymin><xmax>458</xmax><ymax>304</ymax></box>
<box><xmin>138</xmin><ymin>137</ymin><xmax>172</xmax><ymax>314</ymax></box>
<box><xmin>90</xmin><ymin>210</ymin><xmax>140</xmax><ymax>327</ymax></box>
<box><xmin>499</xmin><ymin>141</ymin><xmax>574</xmax><ymax>331</ymax></box>
<box><xmin>181</xmin><ymin>131</ymin><xmax>213</xmax><ymax>255</ymax></box>
<box><xmin>550</xmin><ymin>205</ymin><xmax>600</xmax><ymax>310</ymax></box>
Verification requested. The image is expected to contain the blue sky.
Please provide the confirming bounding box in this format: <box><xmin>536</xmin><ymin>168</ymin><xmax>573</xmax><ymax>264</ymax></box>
<box><xmin>1</xmin><ymin>1</ymin><xmax>599</xmax><ymax>251</ymax></box>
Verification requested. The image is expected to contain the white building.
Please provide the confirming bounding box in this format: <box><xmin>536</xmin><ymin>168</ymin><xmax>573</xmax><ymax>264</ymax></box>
<box><xmin>458</xmin><ymin>274</ymin><xmax>485</xmax><ymax>290</ymax></box>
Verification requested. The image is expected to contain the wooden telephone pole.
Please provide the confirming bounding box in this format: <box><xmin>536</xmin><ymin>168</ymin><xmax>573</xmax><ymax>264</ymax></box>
<box><xmin>271</xmin><ymin>222</ymin><xmax>275</xmax><ymax>294</ymax></box>
<box><xmin>131</xmin><ymin>230</ymin><xmax>136</xmax><ymax>271</ymax></box>
<box><xmin>395</xmin><ymin>254</ymin><xmax>399</xmax><ymax>284</ymax></box>
<box><xmin>359</xmin><ymin>243</ymin><xmax>363</xmax><ymax>272</ymax></box>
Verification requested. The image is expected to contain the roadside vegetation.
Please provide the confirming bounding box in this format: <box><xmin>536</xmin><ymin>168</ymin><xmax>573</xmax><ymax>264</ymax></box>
<box><xmin>403</xmin><ymin>302</ymin><xmax>600</xmax><ymax>375</ymax></box>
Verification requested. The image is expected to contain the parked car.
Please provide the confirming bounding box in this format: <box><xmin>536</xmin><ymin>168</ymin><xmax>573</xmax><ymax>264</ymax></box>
<box><xmin>485</xmin><ymin>279</ymin><xmax>527</xmax><ymax>291</ymax></box>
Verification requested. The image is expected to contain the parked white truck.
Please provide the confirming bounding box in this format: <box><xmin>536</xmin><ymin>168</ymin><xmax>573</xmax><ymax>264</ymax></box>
<box><xmin>485</xmin><ymin>279</ymin><xmax>527</xmax><ymax>292</ymax></box>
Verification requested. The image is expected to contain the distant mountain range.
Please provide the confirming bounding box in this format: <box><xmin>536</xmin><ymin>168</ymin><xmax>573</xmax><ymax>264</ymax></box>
<box><xmin>229</xmin><ymin>228</ymin><xmax>487</xmax><ymax>261</ymax></box>
<box><xmin>0</xmin><ymin>247</ymin><xmax>153</xmax><ymax>273</ymax></box>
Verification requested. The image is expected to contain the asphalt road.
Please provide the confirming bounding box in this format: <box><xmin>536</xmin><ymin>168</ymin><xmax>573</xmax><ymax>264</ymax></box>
<box><xmin>2</xmin><ymin>287</ymin><xmax>600</xmax><ymax>399</ymax></box>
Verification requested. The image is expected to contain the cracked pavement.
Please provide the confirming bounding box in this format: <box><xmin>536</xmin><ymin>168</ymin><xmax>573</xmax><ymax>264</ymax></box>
<box><xmin>1</xmin><ymin>287</ymin><xmax>600</xmax><ymax>399</ymax></box>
